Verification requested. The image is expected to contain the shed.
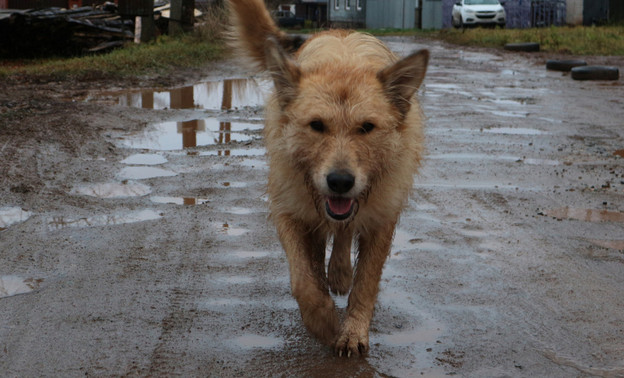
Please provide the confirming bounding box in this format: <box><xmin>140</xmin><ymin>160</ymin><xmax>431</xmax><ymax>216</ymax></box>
<box><xmin>328</xmin><ymin>0</ymin><xmax>365</xmax><ymax>28</ymax></box>
<box><xmin>366</xmin><ymin>0</ymin><xmax>415</xmax><ymax>29</ymax></box>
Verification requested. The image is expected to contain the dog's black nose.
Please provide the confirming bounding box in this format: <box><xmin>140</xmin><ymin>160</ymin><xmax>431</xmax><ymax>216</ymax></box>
<box><xmin>327</xmin><ymin>171</ymin><xmax>355</xmax><ymax>194</ymax></box>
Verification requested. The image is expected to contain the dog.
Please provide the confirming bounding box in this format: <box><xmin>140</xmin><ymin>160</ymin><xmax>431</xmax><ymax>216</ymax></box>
<box><xmin>227</xmin><ymin>0</ymin><xmax>428</xmax><ymax>357</ymax></box>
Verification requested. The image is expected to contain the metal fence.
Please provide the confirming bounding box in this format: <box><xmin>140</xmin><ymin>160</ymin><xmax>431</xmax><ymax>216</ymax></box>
<box><xmin>505</xmin><ymin>0</ymin><xmax>566</xmax><ymax>28</ymax></box>
<box><xmin>530</xmin><ymin>0</ymin><xmax>566</xmax><ymax>27</ymax></box>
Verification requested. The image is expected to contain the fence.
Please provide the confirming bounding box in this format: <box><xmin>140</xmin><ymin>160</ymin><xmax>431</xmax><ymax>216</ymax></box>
<box><xmin>504</xmin><ymin>0</ymin><xmax>566</xmax><ymax>28</ymax></box>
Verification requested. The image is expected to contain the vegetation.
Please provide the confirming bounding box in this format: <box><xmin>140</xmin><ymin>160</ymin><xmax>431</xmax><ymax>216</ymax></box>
<box><xmin>0</xmin><ymin>5</ymin><xmax>227</xmax><ymax>80</ymax></box>
<box><xmin>435</xmin><ymin>26</ymin><xmax>624</xmax><ymax>55</ymax></box>
<box><xmin>1</xmin><ymin>5</ymin><xmax>622</xmax><ymax>82</ymax></box>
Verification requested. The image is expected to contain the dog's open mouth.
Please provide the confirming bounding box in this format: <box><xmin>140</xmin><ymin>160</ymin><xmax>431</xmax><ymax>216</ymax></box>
<box><xmin>325</xmin><ymin>197</ymin><xmax>355</xmax><ymax>221</ymax></box>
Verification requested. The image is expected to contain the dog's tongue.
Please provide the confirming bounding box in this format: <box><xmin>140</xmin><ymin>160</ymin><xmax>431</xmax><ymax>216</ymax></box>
<box><xmin>327</xmin><ymin>197</ymin><xmax>353</xmax><ymax>215</ymax></box>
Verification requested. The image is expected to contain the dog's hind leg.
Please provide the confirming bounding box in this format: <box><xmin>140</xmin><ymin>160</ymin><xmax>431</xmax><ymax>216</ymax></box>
<box><xmin>328</xmin><ymin>228</ymin><xmax>353</xmax><ymax>295</ymax></box>
<box><xmin>335</xmin><ymin>222</ymin><xmax>396</xmax><ymax>357</ymax></box>
<box><xmin>275</xmin><ymin>214</ymin><xmax>339</xmax><ymax>345</ymax></box>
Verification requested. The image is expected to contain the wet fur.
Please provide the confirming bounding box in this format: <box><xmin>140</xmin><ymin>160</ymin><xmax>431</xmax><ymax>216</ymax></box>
<box><xmin>228</xmin><ymin>0</ymin><xmax>428</xmax><ymax>356</ymax></box>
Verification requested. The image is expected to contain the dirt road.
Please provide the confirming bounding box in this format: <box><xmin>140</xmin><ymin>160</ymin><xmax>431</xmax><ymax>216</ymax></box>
<box><xmin>1</xmin><ymin>37</ymin><xmax>623</xmax><ymax>376</ymax></box>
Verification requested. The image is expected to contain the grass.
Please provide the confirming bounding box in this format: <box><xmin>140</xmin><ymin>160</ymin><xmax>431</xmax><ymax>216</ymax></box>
<box><xmin>0</xmin><ymin>5</ymin><xmax>227</xmax><ymax>81</ymax></box>
<box><xmin>0</xmin><ymin>38</ymin><xmax>223</xmax><ymax>80</ymax></box>
<box><xmin>435</xmin><ymin>26</ymin><xmax>624</xmax><ymax>55</ymax></box>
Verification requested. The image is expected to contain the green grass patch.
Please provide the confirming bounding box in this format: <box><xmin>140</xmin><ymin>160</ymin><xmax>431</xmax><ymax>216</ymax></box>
<box><xmin>0</xmin><ymin>5</ymin><xmax>228</xmax><ymax>81</ymax></box>
<box><xmin>436</xmin><ymin>26</ymin><xmax>624</xmax><ymax>55</ymax></box>
<box><xmin>0</xmin><ymin>35</ymin><xmax>224</xmax><ymax>81</ymax></box>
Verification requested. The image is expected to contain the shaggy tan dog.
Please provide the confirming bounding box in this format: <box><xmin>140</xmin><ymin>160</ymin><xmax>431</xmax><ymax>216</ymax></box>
<box><xmin>228</xmin><ymin>0</ymin><xmax>428</xmax><ymax>356</ymax></box>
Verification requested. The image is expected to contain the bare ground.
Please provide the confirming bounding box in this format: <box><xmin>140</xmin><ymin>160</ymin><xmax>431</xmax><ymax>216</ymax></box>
<box><xmin>1</xmin><ymin>37</ymin><xmax>623</xmax><ymax>377</ymax></box>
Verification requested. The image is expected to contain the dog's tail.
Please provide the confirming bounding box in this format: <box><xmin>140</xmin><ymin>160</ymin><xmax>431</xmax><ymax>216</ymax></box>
<box><xmin>227</xmin><ymin>0</ymin><xmax>304</xmax><ymax>72</ymax></box>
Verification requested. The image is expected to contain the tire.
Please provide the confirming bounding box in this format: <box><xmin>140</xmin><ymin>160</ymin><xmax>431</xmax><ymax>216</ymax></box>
<box><xmin>504</xmin><ymin>42</ymin><xmax>540</xmax><ymax>52</ymax></box>
<box><xmin>546</xmin><ymin>59</ymin><xmax>587</xmax><ymax>72</ymax></box>
<box><xmin>571</xmin><ymin>66</ymin><xmax>620</xmax><ymax>81</ymax></box>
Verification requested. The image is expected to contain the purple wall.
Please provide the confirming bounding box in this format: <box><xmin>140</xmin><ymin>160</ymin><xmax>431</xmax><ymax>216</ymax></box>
<box><xmin>441</xmin><ymin>0</ymin><xmax>566</xmax><ymax>29</ymax></box>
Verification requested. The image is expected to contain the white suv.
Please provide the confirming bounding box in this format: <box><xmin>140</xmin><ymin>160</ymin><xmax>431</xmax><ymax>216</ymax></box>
<box><xmin>452</xmin><ymin>0</ymin><xmax>506</xmax><ymax>28</ymax></box>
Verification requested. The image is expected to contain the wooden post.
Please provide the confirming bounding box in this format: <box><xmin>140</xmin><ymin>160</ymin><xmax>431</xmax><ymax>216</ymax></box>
<box><xmin>169</xmin><ymin>0</ymin><xmax>195</xmax><ymax>36</ymax></box>
<box><xmin>118</xmin><ymin>0</ymin><xmax>154</xmax><ymax>42</ymax></box>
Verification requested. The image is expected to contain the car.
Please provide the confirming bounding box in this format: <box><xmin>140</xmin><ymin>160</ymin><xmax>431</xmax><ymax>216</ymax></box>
<box><xmin>452</xmin><ymin>0</ymin><xmax>506</xmax><ymax>28</ymax></box>
<box><xmin>272</xmin><ymin>10</ymin><xmax>305</xmax><ymax>28</ymax></box>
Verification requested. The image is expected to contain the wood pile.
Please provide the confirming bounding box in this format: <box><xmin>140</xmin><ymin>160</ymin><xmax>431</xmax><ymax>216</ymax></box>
<box><xmin>0</xmin><ymin>4</ymin><xmax>134</xmax><ymax>58</ymax></box>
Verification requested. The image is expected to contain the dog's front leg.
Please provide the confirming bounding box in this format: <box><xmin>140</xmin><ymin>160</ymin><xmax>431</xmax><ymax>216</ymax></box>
<box><xmin>328</xmin><ymin>227</ymin><xmax>353</xmax><ymax>295</ymax></box>
<box><xmin>275</xmin><ymin>214</ymin><xmax>339</xmax><ymax>345</ymax></box>
<box><xmin>335</xmin><ymin>222</ymin><xmax>395</xmax><ymax>357</ymax></box>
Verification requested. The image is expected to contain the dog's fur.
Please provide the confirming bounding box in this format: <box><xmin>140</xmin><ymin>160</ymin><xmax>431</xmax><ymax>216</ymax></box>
<box><xmin>228</xmin><ymin>0</ymin><xmax>428</xmax><ymax>356</ymax></box>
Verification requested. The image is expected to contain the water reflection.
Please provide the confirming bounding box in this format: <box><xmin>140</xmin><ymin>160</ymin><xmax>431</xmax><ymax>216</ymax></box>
<box><xmin>48</xmin><ymin>209</ymin><xmax>162</xmax><ymax>230</ymax></box>
<box><xmin>115</xmin><ymin>79</ymin><xmax>268</xmax><ymax>154</ymax></box>
<box><xmin>118</xmin><ymin>79</ymin><xmax>270</xmax><ymax>110</ymax></box>
<box><xmin>71</xmin><ymin>182</ymin><xmax>152</xmax><ymax>198</ymax></box>
<box><xmin>0</xmin><ymin>207</ymin><xmax>32</xmax><ymax>230</ymax></box>
<box><xmin>150</xmin><ymin>196</ymin><xmax>209</xmax><ymax>205</ymax></box>
<box><xmin>120</xmin><ymin>120</ymin><xmax>261</xmax><ymax>151</ymax></box>
<box><xmin>0</xmin><ymin>275</ymin><xmax>43</xmax><ymax>298</ymax></box>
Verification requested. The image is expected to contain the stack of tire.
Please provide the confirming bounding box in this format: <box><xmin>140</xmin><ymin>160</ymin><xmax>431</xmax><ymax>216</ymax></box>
<box><xmin>546</xmin><ymin>59</ymin><xmax>619</xmax><ymax>81</ymax></box>
<box><xmin>503</xmin><ymin>42</ymin><xmax>619</xmax><ymax>81</ymax></box>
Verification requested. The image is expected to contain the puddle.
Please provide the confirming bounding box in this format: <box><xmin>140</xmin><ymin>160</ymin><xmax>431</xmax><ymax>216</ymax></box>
<box><xmin>219</xmin><ymin>181</ymin><xmax>247</xmax><ymax>188</ymax></box>
<box><xmin>150</xmin><ymin>196</ymin><xmax>209</xmax><ymax>205</ymax></box>
<box><xmin>546</xmin><ymin>208</ymin><xmax>624</xmax><ymax>223</ymax></box>
<box><xmin>375</xmin><ymin>318</ymin><xmax>442</xmax><ymax>347</ymax></box>
<box><xmin>118</xmin><ymin>119</ymin><xmax>261</xmax><ymax>150</ymax></box>
<box><xmin>48</xmin><ymin>209</ymin><xmax>162</xmax><ymax>230</ymax></box>
<box><xmin>589</xmin><ymin>239</ymin><xmax>624</xmax><ymax>251</ymax></box>
<box><xmin>219</xmin><ymin>223</ymin><xmax>249</xmax><ymax>236</ymax></box>
<box><xmin>544</xmin><ymin>349</ymin><xmax>624</xmax><ymax>377</ymax></box>
<box><xmin>229</xmin><ymin>251</ymin><xmax>271</xmax><ymax>259</ymax></box>
<box><xmin>228</xmin><ymin>334</ymin><xmax>283</xmax><ymax>349</ymax></box>
<box><xmin>483</xmin><ymin>127</ymin><xmax>546</xmax><ymax>135</ymax></box>
<box><xmin>121</xmin><ymin>153</ymin><xmax>168</xmax><ymax>165</ymax></box>
<box><xmin>215</xmin><ymin>275</ymin><xmax>255</xmax><ymax>284</ymax></box>
<box><xmin>522</xmin><ymin>158</ymin><xmax>560</xmax><ymax>166</ymax></box>
<box><xmin>200</xmin><ymin>148</ymin><xmax>265</xmax><ymax>157</ymax></box>
<box><xmin>71</xmin><ymin>182</ymin><xmax>151</xmax><ymax>198</ymax></box>
<box><xmin>428</xmin><ymin>153</ymin><xmax>519</xmax><ymax>162</ymax></box>
<box><xmin>0</xmin><ymin>276</ymin><xmax>43</xmax><ymax>298</ymax></box>
<box><xmin>118</xmin><ymin>166</ymin><xmax>177</xmax><ymax>180</ymax></box>
<box><xmin>393</xmin><ymin>229</ymin><xmax>421</xmax><ymax>251</ymax></box>
<box><xmin>115</xmin><ymin>78</ymin><xmax>271</xmax><ymax>110</ymax></box>
<box><xmin>0</xmin><ymin>207</ymin><xmax>32</xmax><ymax>230</ymax></box>
<box><xmin>224</xmin><ymin>207</ymin><xmax>254</xmax><ymax>215</ymax></box>
<box><xmin>237</xmin><ymin>158</ymin><xmax>267</xmax><ymax>168</ymax></box>
<box><xmin>199</xmin><ymin>298</ymin><xmax>248</xmax><ymax>309</ymax></box>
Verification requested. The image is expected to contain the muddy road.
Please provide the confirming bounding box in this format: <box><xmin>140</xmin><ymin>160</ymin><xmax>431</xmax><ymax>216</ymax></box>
<box><xmin>1</xmin><ymin>37</ymin><xmax>623</xmax><ymax>376</ymax></box>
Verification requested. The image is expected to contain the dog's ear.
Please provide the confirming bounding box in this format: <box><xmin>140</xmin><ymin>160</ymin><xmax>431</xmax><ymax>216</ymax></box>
<box><xmin>265</xmin><ymin>36</ymin><xmax>301</xmax><ymax>109</ymax></box>
<box><xmin>377</xmin><ymin>49</ymin><xmax>429</xmax><ymax>116</ymax></box>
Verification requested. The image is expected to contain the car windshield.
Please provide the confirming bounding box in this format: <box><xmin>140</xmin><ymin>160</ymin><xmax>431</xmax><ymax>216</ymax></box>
<box><xmin>465</xmin><ymin>0</ymin><xmax>499</xmax><ymax>5</ymax></box>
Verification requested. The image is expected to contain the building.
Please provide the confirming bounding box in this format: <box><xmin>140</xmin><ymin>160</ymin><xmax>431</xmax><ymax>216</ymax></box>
<box><xmin>327</xmin><ymin>0</ymin><xmax>416</xmax><ymax>29</ymax></box>
<box><xmin>327</xmin><ymin>0</ymin><xmax>365</xmax><ymax>28</ymax></box>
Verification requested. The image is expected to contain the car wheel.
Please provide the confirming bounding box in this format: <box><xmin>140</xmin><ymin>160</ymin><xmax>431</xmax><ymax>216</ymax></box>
<box><xmin>504</xmin><ymin>42</ymin><xmax>540</xmax><ymax>52</ymax></box>
<box><xmin>546</xmin><ymin>59</ymin><xmax>587</xmax><ymax>72</ymax></box>
<box><xmin>571</xmin><ymin>66</ymin><xmax>619</xmax><ymax>81</ymax></box>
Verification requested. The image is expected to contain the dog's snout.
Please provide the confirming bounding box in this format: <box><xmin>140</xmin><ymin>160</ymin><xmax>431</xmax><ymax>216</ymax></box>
<box><xmin>326</xmin><ymin>171</ymin><xmax>355</xmax><ymax>194</ymax></box>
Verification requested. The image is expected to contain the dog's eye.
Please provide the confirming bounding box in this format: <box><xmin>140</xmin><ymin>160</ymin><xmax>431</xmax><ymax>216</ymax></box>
<box><xmin>360</xmin><ymin>122</ymin><xmax>375</xmax><ymax>134</ymax></box>
<box><xmin>309</xmin><ymin>120</ymin><xmax>325</xmax><ymax>133</ymax></box>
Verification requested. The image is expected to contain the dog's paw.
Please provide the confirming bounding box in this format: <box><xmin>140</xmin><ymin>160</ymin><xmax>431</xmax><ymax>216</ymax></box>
<box><xmin>334</xmin><ymin>320</ymin><xmax>369</xmax><ymax>357</ymax></box>
<box><xmin>327</xmin><ymin>267</ymin><xmax>351</xmax><ymax>295</ymax></box>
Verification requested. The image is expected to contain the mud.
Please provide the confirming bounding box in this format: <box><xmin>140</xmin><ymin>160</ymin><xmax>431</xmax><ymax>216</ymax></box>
<box><xmin>1</xmin><ymin>37</ymin><xmax>623</xmax><ymax>376</ymax></box>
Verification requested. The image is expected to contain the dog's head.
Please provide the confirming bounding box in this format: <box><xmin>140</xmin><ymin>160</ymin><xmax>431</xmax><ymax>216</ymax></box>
<box><xmin>265</xmin><ymin>36</ymin><xmax>428</xmax><ymax>223</ymax></box>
